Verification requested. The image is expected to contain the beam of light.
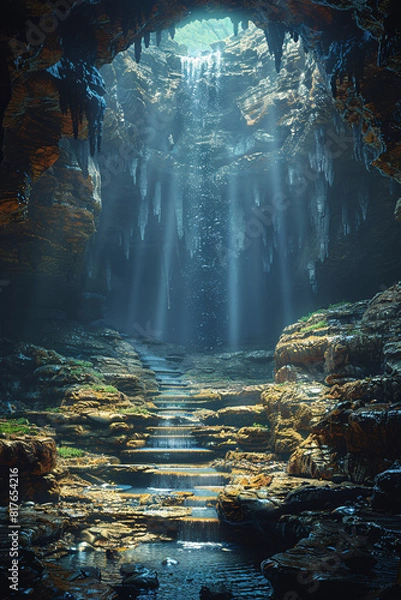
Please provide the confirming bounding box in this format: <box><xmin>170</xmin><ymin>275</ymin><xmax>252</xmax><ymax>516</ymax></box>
<box><xmin>154</xmin><ymin>175</ymin><xmax>179</xmax><ymax>339</ymax></box>
<box><xmin>227</xmin><ymin>175</ymin><xmax>243</xmax><ymax>349</ymax></box>
<box><xmin>267</xmin><ymin>101</ymin><xmax>293</xmax><ymax>326</ymax></box>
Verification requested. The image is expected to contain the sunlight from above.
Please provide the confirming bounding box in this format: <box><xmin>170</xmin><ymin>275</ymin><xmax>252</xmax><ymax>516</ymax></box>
<box><xmin>174</xmin><ymin>17</ymin><xmax>234</xmax><ymax>54</ymax></box>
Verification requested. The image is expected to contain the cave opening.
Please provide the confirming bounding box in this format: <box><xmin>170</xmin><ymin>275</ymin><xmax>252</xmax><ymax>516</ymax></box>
<box><xmin>82</xmin><ymin>14</ymin><xmax>401</xmax><ymax>351</ymax></box>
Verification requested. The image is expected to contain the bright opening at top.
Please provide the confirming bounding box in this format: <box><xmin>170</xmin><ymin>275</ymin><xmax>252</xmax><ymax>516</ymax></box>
<box><xmin>174</xmin><ymin>17</ymin><xmax>235</xmax><ymax>55</ymax></box>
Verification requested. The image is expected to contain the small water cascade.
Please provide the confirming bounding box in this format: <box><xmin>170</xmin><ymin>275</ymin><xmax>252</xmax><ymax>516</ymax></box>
<box><xmin>131</xmin><ymin>342</ymin><xmax>222</xmax><ymax>509</ymax></box>
<box><xmin>118</xmin><ymin>342</ymin><xmax>273</xmax><ymax>598</ymax></box>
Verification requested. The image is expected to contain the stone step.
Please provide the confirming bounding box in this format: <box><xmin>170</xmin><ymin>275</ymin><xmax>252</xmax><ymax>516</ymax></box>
<box><xmin>159</xmin><ymin>381</ymin><xmax>189</xmax><ymax>388</ymax></box>
<box><xmin>152</xmin><ymin>393</ymin><xmax>196</xmax><ymax>401</ymax></box>
<box><xmin>149</xmin><ymin>437</ymin><xmax>197</xmax><ymax>449</ymax></box>
<box><xmin>184</xmin><ymin>495</ymin><xmax>218</xmax><ymax>506</ymax></box>
<box><xmin>149</xmin><ymin>426</ymin><xmax>194</xmax><ymax>432</ymax></box>
<box><xmin>155</xmin><ymin>407</ymin><xmax>197</xmax><ymax>413</ymax></box>
<box><xmin>120</xmin><ymin>448</ymin><xmax>215</xmax><ymax>464</ymax></box>
<box><xmin>147</xmin><ymin>467</ymin><xmax>226</xmax><ymax>489</ymax></box>
<box><xmin>153</xmin><ymin>398</ymin><xmax>216</xmax><ymax>406</ymax></box>
<box><xmin>152</xmin><ymin>369</ymin><xmax>185</xmax><ymax>376</ymax></box>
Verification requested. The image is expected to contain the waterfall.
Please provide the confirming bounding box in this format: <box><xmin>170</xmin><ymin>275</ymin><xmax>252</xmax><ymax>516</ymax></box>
<box><xmin>181</xmin><ymin>51</ymin><xmax>222</xmax><ymax>91</ymax></box>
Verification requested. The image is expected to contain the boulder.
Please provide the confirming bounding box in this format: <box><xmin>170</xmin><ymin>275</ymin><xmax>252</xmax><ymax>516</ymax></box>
<box><xmin>371</xmin><ymin>463</ymin><xmax>401</xmax><ymax>512</ymax></box>
<box><xmin>115</xmin><ymin>564</ymin><xmax>159</xmax><ymax>598</ymax></box>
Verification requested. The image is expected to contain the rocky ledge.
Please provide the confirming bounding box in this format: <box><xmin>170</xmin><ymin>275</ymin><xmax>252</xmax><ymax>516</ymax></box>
<box><xmin>1</xmin><ymin>284</ymin><xmax>401</xmax><ymax>598</ymax></box>
<box><xmin>215</xmin><ymin>283</ymin><xmax>401</xmax><ymax>598</ymax></box>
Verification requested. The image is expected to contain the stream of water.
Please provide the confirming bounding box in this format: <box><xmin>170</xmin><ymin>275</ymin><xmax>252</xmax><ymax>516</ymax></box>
<box><xmin>62</xmin><ymin>342</ymin><xmax>273</xmax><ymax>598</ymax></box>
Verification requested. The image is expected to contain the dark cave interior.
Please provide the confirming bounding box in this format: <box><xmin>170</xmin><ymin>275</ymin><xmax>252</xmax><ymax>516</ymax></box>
<box><xmin>1</xmin><ymin>2</ymin><xmax>401</xmax><ymax>599</ymax></box>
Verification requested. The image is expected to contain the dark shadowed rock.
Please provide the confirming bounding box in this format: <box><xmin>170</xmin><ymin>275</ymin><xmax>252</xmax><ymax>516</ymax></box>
<box><xmin>200</xmin><ymin>584</ymin><xmax>233</xmax><ymax>600</ymax></box>
<box><xmin>371</xmin><ymin>463</ymin><xmax>401</xmax><ymax>512</ymax></box>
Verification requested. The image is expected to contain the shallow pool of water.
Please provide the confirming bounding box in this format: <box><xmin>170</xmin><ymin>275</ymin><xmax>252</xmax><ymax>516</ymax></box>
<box><xmin>61</xmin><ymin>540</ymin><xmax>273</xmax><ymax>600</ymax></box>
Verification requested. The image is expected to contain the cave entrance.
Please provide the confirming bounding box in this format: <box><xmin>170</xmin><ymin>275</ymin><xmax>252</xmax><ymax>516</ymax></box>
<box><xmin>84</xmin><ymin>14</ymin><xmax>401</xmax><ymax>350</ymax></box>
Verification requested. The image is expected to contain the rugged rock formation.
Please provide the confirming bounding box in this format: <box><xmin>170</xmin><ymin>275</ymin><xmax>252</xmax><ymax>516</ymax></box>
<box><xmin>271</xmin><ymin>284</ymin><xmax>401</xmax><ymax>481</ymax></box>
<box><xmin>1</xmin><ymin>282</ymin><xmax>401</xmax><ymax>597</ymax></box>
<box><xmin>212</xmin><ymin>284</ymin><xmax>401</xmax><ymax>598</ymax></box>
<box><xmin>1</xmin><ymin>1</ymin><xmax>401</xmax><ymax>340</ymax></box>
<box><xmin>0</xmin><ymin>435</ymin><xmax>60</xmax><ymax>502</ymax></box>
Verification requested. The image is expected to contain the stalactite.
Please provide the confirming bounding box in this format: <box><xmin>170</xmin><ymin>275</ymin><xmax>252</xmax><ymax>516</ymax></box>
<box><xmin>144</xmin><ymin>32</ymin><xmax>151</xmax><ymax>48</ymax></box>
<box><xmin>48</xmin><ymin>59</ymin><xmax>106</xmax><ymax>156</ymax></box>
<box><xmin>264</xmin><ymin>22</ymin><xmax>287</xmax><ymax>73</ymax></box>
<box><xmin>135</xmin><ymin>38</ymin><xmax>142</xmax><ymax>64</ymax></box>
<box><xmin>156</xmin><ymin>30</ymin><xmax>162</xmax><ymax>47</ymax></box>
<box><xmin>130</xmin><ymin>158</ymin><xmax>138</xmax><ymax>184</ymax></box>
<box><xmin>153</xmin><ymin>181</ymin><xmax>162</xmax><ymax>222</ymax></box>
<box><xmin>326</xmin><ymin>33</ymin><xmax>366</xmax><ymax>98</ymax></box>
<box><xmin>174</xmin><ymin>187</ymin><xmax>184</xmax><ymax>239</ymax></box>
<box><xmin>168</xmin><ymin>25</ymin><xmax>176</xmax><ymax>40</ymax></box>
<box><xmin>310</xmin><ymin>128</ymin><xmax>334</xmax><ymax>187</ymax></box>
<box><xmin>358</xmin><ymin>183</ymin><xmax>369</xmax><ymax>221</ymax></box>
<box><xmin>47</xmin><ymin>16</ymin><xmax>106</xmax><ymax>156</ymax></box>
<box><xmin>311</xmin><ymin>173</ymin><xmax>330</xmax><ymax>262</ymax></box>
<box><xmin>352</xmin><ymin>121</ymin><xmax>380</xmax><ymax>171</ymax></box>
<box><xmin>342</xmin><ymin>205</ymin><xmax>351</xmax><ymax>236</ymax></box>
<box><xmin>138</xmin><ymin>195</ymin><xmax>149</xmax><ymax>241</ymax></box>
<box><xmin>138</xmin><ymin>157</ymin><xmax>148</xmax><ymax>200</ymax></box>
<box><xmin>230</xmin><ymin>16</ymin><xmax>240</xmax><ymax>37</ymax></box>
<box><xmin>104</xmin><ymin>0</ymin><xmax>156</xmax><ymax>37</ymax></box>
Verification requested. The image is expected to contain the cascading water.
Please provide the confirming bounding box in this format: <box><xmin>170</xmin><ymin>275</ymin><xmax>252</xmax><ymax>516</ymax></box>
<box><xmin>122</xmin><ymin>343</ymin><xmax>272</xmax><ymax>597</ymax></box>
<box><xmin>58</xmin><ymin>342</ymin><xmax>272</xmax><ymax>598</ymax></box>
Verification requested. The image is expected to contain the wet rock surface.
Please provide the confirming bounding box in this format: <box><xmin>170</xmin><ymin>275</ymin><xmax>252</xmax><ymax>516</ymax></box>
<box><xmin>1</xmin><ymin>284</ymin><xmax>401</xmax><ymax>597</ymax></box>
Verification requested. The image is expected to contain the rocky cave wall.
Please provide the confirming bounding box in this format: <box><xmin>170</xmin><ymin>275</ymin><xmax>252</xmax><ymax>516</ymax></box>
<box><xmin>0</xmin><ymin>1</ymin><xmax>401</xmax><ymax>336</ymax></box>
<box><xmin>78</xmin><ymin>25</ymin><xmax>401</xmax><ymax>346</ymax></box>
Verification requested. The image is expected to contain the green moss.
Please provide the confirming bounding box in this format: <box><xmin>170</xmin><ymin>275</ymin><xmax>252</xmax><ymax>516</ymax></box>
<box><xmin>71</xmin><ymin>359</ymin><xmax>93</xmax><ymax>369</ymax></box>
<box><xmin>0</xmin><ymin>418</ymin><xmax>35</xmax><ymax>435</ymax></box>
<box><xmin>45</xmin><ymin>407</ymin><xmax>61</xmax><ymax>413</ymax></box>
<box><xmin>300</xmin><ymin>319</ymin><xmax>328</xmax><ymax>333</ymax></box>
<box><xmin>299</xmin><ymin>312</ymin><xmax>315</xmax><ymax>323</ymax></box>
<box><xmin>120</xmin><ymin>406</ymin><xmax>150</xmax><ymax>416</ymax></box>
<box><xmin>91</xmin><ymin>384</ymin><xmax>119</xmax><ymax>394</ymax></box>
<box><xmin>252</xmin><ymin>422</ymin><xmax>269</xmax><ymax>430</ymax></box>
<box><xmin>57</xmin><ymin>446</ymin><xmax>85</xmax><ymax>458</ymax></box>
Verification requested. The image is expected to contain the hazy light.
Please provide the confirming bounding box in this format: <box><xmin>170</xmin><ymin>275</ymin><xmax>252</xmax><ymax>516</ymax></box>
<box><xmin>174</xmin><ymin>17</ymin><xmax>233</xmax><ymax>54</ymax></box>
